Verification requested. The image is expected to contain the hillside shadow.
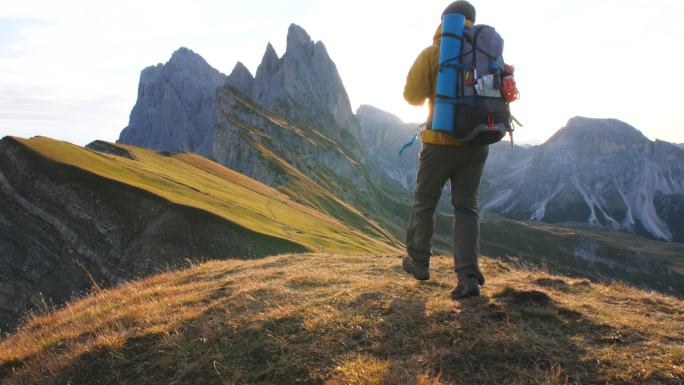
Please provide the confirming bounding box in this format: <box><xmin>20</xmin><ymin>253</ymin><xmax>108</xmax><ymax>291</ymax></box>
<box><xmin>371</xmin><ymin>289</ymin><xmax>614</xmax><ymax>384</ymax></box>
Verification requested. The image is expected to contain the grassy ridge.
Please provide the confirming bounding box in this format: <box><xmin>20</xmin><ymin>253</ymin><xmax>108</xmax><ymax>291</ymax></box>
<box><xmin>12</xmin><ymin>136</ymin><xmax>398</xmax><ymax>255</ymax></box>
<box><xmin>1</xmin><ymin>254</ymin><xmax>682</xmax><ymax>384</ymax></box>
<box><xmin>220</xmin><ymin>87</ymin><xmax>406</xmax><ymax>244</ymax></box>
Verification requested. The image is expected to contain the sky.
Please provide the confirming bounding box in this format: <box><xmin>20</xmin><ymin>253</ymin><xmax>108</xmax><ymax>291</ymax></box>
<box><xmin>1</xmin><ymin>0</ymin><xmax>683</xmax><ymax>146</ymax></box>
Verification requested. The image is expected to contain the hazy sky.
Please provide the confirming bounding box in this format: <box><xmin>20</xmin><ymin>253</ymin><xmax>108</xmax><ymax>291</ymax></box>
<box><xmin>1</xmin><ymin>0</ymin><xmax>683</xmax><ymax>146</ymax></box>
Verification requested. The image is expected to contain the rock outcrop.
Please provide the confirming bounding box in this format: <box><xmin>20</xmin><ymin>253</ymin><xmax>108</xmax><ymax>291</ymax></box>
<box><xmin>252</xmin><ymin>25</ymin><xmax>362</xmax><ymax>149</ymax></box>
<box><xmin>119</xmin><ymin>24</ymin><xmax>363</xmax><ymax>163</ymax></box>
<box><xmin>118</xmin><ymin>47</ymin><xmax>227</xmax><ymax>156</ymax></box>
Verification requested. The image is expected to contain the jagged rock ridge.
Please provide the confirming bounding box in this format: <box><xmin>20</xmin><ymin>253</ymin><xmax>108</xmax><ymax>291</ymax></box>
<box><xmin>120</xmin><ymin>24</ymin><xmax>362</xmax><ymax>157</ymax></box>
<box><xmin>251</xmin><ymin>25</ymin><xmax>362</xmax><ymax>148</ymax></box>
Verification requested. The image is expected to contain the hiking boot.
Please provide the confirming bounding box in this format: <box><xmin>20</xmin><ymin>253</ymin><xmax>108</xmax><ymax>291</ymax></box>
<box><xmin>402</xmin><ymin>255</ymin><xmax>430</xmax><ymax>281</ymax></box>
<box><xmin>451</xmin><ymin>275</ymin><xmax>481</xmax><ymax>300</ymax></box>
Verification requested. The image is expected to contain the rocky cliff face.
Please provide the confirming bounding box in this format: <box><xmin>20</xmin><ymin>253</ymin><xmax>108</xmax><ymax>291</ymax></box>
<box><xmin>118</xmin><ymin>47</ymin><xmax>227</xmax><ymax>156</ymax></box>
<box><xmin>119</xmin><ymin>24</ymin><xmax>363</xmax><ymax>159</ymax></box>
<box><xmin>251</xmin><ymin>25</ymin><xmax>362</xmax><ymax>150</ymax></box>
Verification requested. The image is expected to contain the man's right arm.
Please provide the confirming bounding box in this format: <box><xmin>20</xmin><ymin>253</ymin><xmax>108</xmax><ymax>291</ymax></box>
<box><xmin>403</xmin><ymin>47</ymin><xmax>435</xmax><ymax>106</ymax></box>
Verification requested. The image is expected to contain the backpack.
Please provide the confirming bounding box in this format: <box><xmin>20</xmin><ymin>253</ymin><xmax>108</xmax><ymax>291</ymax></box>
<box><xmin>432</xmin><ymin>24</ymin><xmax>513</xmax><ymax>145</ymax></box>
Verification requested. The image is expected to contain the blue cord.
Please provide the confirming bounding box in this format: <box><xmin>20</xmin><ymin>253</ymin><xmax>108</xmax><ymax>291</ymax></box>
<box><xmin>399</xmin><ymin>123</ymin><xmax>426</xmax><ymax>157</ymax></box>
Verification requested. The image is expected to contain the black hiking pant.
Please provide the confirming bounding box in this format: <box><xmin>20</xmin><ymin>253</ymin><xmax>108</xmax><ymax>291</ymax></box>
<box><xmin>406</xmin><ymin>143</ymin><xmax>488</xmax><ymax>281</ymax></box>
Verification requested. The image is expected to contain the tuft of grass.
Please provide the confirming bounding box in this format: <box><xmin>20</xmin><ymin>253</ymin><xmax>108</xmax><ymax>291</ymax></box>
<box><xmin>1</xmin><ymin>254</ymin><xmax>682</xmax><ymax>384</ymax></box>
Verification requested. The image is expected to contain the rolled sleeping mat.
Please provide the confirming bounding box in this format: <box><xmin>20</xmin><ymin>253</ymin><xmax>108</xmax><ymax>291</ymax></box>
<box><xmin>431</xmin><ymin>13</ymin><xmax>465</xmax><ymax>131</ymax></box>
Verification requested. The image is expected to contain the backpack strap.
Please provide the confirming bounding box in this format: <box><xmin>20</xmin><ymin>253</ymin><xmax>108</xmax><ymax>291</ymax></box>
<box><xmin>433</xmin><ymin>95</ymin><xmax>475</xmax><ymax>106</ymax></box>
<box><xmin>441</xmin><ymin>32</ymin><xmax>464</xmax><ymax>41</ymax></box>
<box><xmin>471</xmin><ymin>26</ymin><xmax>485</xmax><ymax>69</ymax></box>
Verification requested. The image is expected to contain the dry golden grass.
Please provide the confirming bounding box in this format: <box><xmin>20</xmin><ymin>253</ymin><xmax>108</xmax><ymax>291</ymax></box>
<box><xmin>1</xmin><ymin>254</ymin><xmax>682</xmax><ymax>385</ymax></box>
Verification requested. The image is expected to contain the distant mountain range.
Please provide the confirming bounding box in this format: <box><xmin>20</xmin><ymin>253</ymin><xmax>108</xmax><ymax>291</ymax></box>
<box><xmin>481</xmin><ymin>118</ymin><xmax>684</xmax><ymax>242</ymax></box>
<box><xmin>359</xmin><ymin>109</ymin><xmax>684</xmax><ymax>242</ymax></box>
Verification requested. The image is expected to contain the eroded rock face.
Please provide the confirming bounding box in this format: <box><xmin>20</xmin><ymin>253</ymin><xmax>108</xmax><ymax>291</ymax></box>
<box><xmin>252</xmin><ymin>24</ymin><xmax>362</xmax><ymax>150</ymax></box>
<box><xmin>117</xmin><ymin>47</ymin><xmax>227</xmax><ymax>156</ymax></box>
<box><xmin>211</xmin><ymin>86</ymin><xmax>373</xmax><ymax>199</ymax></box>
<box><xmin>481</xmin><ymin>117</ymin><xmax>684</xmax><ymax>242</ymax></box>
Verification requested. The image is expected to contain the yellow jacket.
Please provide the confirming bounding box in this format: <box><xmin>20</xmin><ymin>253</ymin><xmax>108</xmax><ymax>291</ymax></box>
<box><xmin>404</xmin><ymin>21</ymin><xmax>475</xmax><ymax>146</ymax></box>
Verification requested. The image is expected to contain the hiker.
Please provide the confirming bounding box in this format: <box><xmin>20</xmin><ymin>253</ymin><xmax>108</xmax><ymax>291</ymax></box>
<box><xmin>401</xmin><ymin>1</ymin><xmax>517</xmax><ymax>299</ymax></box>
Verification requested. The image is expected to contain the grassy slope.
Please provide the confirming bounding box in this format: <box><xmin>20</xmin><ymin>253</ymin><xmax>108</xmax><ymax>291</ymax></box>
<box><xmin>479</xmin><ymin>219</ymin><xmax>684</xmax><ymax>294</ymax></box>
<box><xmin>1</xmin><ymin>254</ymin><xmax>682</xmax><ymax>384</ymax></box>
<box><xmin>481</xmin><ymin>219</ymin><xmax>684</xmax><ymax>274</ymax></box>
<box><xmin>222</xmin><ymin>88</ymin><xmax>406</xmax><ymax>243</ymax></box>
<box><xmin>12</xmin><ymin>136</ymin><xmax>397</xmax><ymax>255</ymax></box>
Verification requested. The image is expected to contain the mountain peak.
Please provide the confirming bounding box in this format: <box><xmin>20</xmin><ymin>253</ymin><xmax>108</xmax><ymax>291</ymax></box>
<box><xmin>165</xmin><ymin>47</ymin><xmax>222</xmax><ymax>78</ymax></box>
<box><xmin>227</xmin><ymin>61</ymin><xmax>254</xmax><ymax>95</ymax></box>
<box><xmin>258</xmin><ymin>42</ymin><xmax>280</xmax><ymax>73</ymax></box>
<box><xmin>171</xmin><ymin>46</ymin><xmax>194</xmax><ymax>56</ymax></box>
<box><xmin>287</xmin><ymin>23</ymin><xmax>314</xmax><ymax>53</ymax></box>
<box><xmin>119</xmin><ymin>47</ymin><xmax>226</xmax><ymax>155</ymax></box>
<box><xmin>546</xmin><ymin>116</ymin><xmax>649</xmax><ymax>148</ymax></box>
<box><xmin>264</xmin><ymin>42</ymin><xmax>279</xmax><ymax>59</ymax></box>
<box><xmin>170</xmin><ymin>47</ymin><xmax>204</xmax><ymax>63</ymax></box>
<box><xmin>231</xmin><ymin>61</ymin><xmax>251</xmax><ymax>75</ymax></box>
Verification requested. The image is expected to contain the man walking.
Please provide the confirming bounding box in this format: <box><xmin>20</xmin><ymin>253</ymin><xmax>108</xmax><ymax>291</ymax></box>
<box><xmin>402</xmin><ymin>1</ymin><xmax>502</xmax><ymax>299</ymax></box>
